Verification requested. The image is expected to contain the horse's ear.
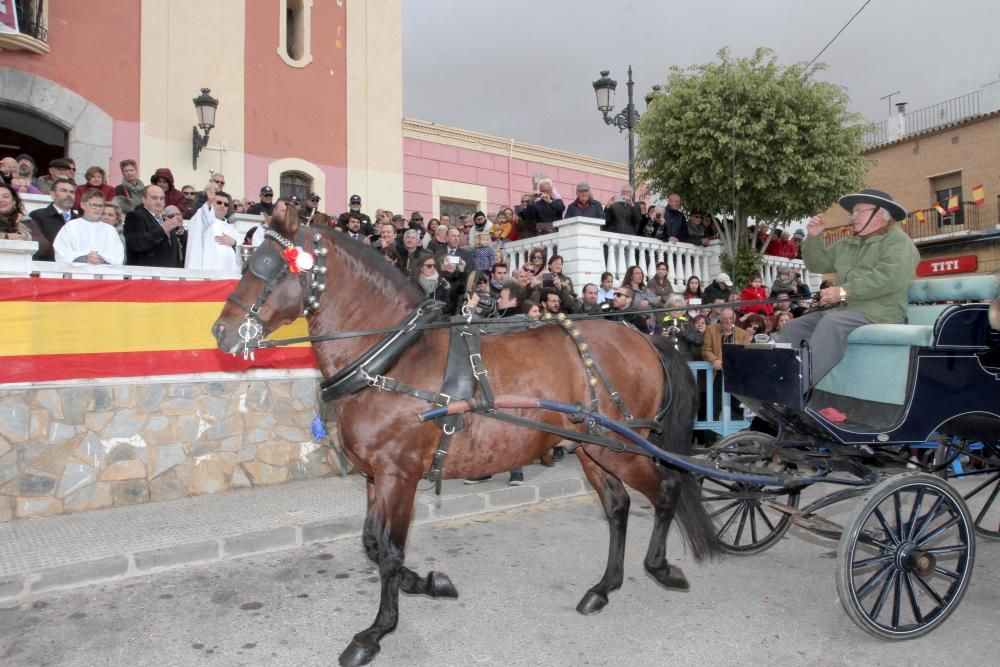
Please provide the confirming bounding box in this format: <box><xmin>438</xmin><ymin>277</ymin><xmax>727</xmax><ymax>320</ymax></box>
<box><xmin>280</xmin><ymin>206</ymin><xmax>300</xmax><ymax>238</ymax></box>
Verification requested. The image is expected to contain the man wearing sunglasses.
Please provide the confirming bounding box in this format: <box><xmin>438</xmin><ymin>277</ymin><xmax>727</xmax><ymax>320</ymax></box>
<box><xmin>184</xmin><ymin>191</ymin><xmax>241</xmax><ymax>273</ymax></box>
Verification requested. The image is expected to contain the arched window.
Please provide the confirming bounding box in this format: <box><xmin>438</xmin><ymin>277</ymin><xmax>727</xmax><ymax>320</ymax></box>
<box><xmin>277</xmin><ymin>0</ymin><xmax>313</xmax><ymax>68</ymax></box>
<box><xmin>0</xmin><ymin>104</ymin><xmax>68</xmax><ymax>173</ymax></box>
<box><xmin>280</xmin><ymin>171</ymin><xmax>312</xmax><ymax>202</ymax></box>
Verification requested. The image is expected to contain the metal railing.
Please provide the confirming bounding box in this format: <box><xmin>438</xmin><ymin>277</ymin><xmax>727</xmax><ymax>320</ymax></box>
<box><xmin>863</xmin><ymin>90</ymin><xmax>983</xmax><ymax>148</ymax></box>
<box><xmin>822</xmin><ymin>202</ymin><xmax>987</xmax><ymax>245</ymax></box>
<box><xmin>14</xmin><ymin>0</ymin><xmax>47</xmax><ymax>41</ymax></box>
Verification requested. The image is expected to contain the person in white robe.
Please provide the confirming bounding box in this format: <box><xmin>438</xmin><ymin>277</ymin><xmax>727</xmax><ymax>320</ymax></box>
<box><xmin>53</xmin><ymin>190</ymin><xmax>124</xmax><ymax>265</ymax></box>
<box><xmin>184</xmin><ymin>188</ymin><xmax>242</xmax><ymax>273</ymax></box>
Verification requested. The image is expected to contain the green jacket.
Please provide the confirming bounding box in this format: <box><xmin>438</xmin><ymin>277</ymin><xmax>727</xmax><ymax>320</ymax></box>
<box><xmin>802</xmin><ymin>225</ymin><xmax>919</xmax><ymax>324</ymax></box>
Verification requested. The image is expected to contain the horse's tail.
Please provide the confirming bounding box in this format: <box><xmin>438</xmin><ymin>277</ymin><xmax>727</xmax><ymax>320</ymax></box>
<box><xmin>647</xmin><ymin>336</ymin><xmax>722</xmax><ymax>561</ymax></box>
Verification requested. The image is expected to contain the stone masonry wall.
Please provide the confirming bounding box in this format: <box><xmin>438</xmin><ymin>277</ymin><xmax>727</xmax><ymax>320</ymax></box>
<box><xmin>0</xmin><ymin>377</ymin><xmax>342</xmax><ymax>521</ymax></box>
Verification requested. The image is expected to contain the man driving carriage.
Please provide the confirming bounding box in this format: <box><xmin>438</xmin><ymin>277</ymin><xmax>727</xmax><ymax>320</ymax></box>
<box><xmin>775</xmin><ymin>189</ymin><xmax>919</xmax><ymax>387</ymax></box>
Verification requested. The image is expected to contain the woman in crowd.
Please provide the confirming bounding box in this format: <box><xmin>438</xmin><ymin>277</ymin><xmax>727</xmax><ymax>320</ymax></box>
<box><xmin>0</xmin><ymin>182</ymin><xmax>51</xmax><ymax>259</ymax></box>
<box><xmin>546</xmin><ymin>254</ymin><xmax>576</xmax><ymax>297</ymax></box>
<box><xmin>683</xmin><ymin>275</ymin><xmax>704</xmax><ymax>302</ymax></box>
<box><xmin>649</xmin><ymin>261</ymin><xmax>673</xmax><ymax>306</ymax></box>
<box><xmin>742</xmin><ymin>313</ymin><xmax>770</xmax><ymax>339</ymax></box>
<box><xmin>73</xmin><ymin>166</ymin><xmax>116</xmax><ymax>209</ymax></box>
<box><xmin>621</xmin><ymin>265</ymin><xmax>658</xmax><ymax>309</ymax></box>
<box><xmin>774</xmin><ymin>310</ymin><xmax>794</xmax><ymax>332</ymax></box>
<box><xmin>101</xmin><ymin>201</ymin><xmax>126</xmax><ymax>247</ymax></box>
<box><xmin>527</xmin><ymin>247</ymin><xmax>547</xmax><ymax>275</ymax></box>
<box><xmin>410</xmin><ymin>254</ymin><xmax>455</xmax><ymax>306</ymax></box>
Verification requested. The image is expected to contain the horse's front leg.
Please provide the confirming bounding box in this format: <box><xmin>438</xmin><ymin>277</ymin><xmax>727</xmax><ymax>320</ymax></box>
<box><xmin>362</xmin><ymin>480</ymin><xmax>458</xmax><ymax>599</ymax></box>
<box><xmin>339</xmin><ymin>474</ymin><xmax>418</xmax><ymax>667</ymax></box>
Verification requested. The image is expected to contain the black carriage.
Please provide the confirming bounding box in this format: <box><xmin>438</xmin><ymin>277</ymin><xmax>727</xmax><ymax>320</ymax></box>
<box><xmin>702</xmin><ymin>274</ymin><xmax>1000</xmax><ymax>639</ymax></box>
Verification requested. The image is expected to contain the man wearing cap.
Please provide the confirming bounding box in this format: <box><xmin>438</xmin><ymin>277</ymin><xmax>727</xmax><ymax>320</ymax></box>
<box><xmin>408</xmin><ymin>211</ymin><xmax>427</xmax><ymax>236</ymax></box>
<box><xmin>248</xmin><ymin>186</ymin><xmax>275</xmax><ymax>216</ymax></box>
<box><xmin>565</xmin><ymin>182</ymin><xmax>604</xmax><ymax>219</ymax></box>
<box><xmin>36</xmin><ymin>158</ymin><xmax>75</xmax><ymax>195</ymax></box>
<box><xmin>704</xmin><ymin>273</ymin><xmax>734</xmax><ymax>304</ymax></box>
<box><xmin>774</xmin><ymin>189</ymin><xmax>919</xmax><ymax>388</ymax></box>
<box><xmin>337</xmin><ymin>194</ymin><xmax>374</xmax><ymax>236</ymax></box>
<box><xmin>299</xmin><ymin>192</ymin><xmax>322</xmax><ymax>223</ymax></box>
<box><xmin>604</xmin><ymin>185</ymin><xmax>642</xmax><ymax>235</ymax></box>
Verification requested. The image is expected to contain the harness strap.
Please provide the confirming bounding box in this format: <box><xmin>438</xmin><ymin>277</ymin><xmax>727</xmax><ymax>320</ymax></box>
<box><xmin>428</xmin><ymin>425</ymin><xmax>455</xmax><ymax>495</ymax></box>
<box><xmin>367</xmin><ymin>374</ymin><xmax>452</xmax><ymax>406</ymax></box>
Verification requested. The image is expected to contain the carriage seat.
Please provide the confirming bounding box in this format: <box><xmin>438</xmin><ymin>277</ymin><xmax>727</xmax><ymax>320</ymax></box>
<box><xmin>815</xmin><ymin>274</ymin><xmax>1000</xmax><ymax>405</ymax></box>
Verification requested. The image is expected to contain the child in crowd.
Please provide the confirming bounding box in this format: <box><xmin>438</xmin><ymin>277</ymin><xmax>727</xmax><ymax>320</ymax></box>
<box><xmin>740</xmin><ymin>273</ymin><xmax>773</xmax><ymax>316</ymax></box>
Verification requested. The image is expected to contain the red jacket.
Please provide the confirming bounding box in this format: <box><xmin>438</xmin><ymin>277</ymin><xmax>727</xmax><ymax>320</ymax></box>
<box><xmin>73</xmin><ymin>183</ymin><xmax>116</xmax><ymax>209</ymax></box>
<box><xmin>765</xmin><ymin>238</ymin><xmax>798</xmax><ymax>260</ymax></box>
<box><xmin>740</xmin><ymin>286</ymin><xmax>773</xmax><ymax>315</ymax></box>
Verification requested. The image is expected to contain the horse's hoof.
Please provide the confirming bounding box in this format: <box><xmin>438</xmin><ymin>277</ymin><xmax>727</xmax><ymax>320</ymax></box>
<box><xmin>428</xmin><ymin>571</ymin><xmax>459</xmax><ymax>598</ymax></box>
<box><xmin>576</xmin><ymin>590</ymin><xmax>608</xmax><ymax>615</ymax></box>
<box><xmin>339</xmin><ymin>639</ymin><xmax>380</xmax><ymax>667</ymax></box>
<box><xmin>647</xmin><ymin>564</ymin><xmax>690</xmax><ymax>591</ymax></box>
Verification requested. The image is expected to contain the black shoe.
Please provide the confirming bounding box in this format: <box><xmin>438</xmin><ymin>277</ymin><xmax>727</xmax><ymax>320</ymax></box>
<box><xmin>551</xmin><ymin>446</ymin><xmax>566</xmax><ymax>461</ymax></box>
<box><xmin>508</xmin><ymin>470</ymin><xmax>524</xmax><ymax>486</ymax></box>
<box><xmin>464</xmin><ymin>475</ymin><xmax>492</xmax><ymax>485</ymax></box>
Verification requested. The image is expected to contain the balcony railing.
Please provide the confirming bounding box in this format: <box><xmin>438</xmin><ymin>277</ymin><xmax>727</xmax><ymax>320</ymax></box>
<box><xmin>863</xmin><ymin>90</ymin><xmax>983</xmax><ymax>149</ymax></box>
<box><xmin>822</xmin><ymin>202</ymin><xmax>988</xmax><ymax>245</ymax></box>
<box><xmin>0</xmin><ymin>1</ymin><xmax>49</xmax><ymax>53</ymax></box>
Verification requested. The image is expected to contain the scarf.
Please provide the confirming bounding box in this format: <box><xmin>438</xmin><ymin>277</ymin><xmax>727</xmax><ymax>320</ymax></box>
<box><xmin>771</xmin><ymin>275</ymin><xmax>795</xmax><ymax>294</ymax></box>
<box><xmin>119</xmin><ymin>179</ymin><xmax>145</xmax><ymax>202</ymax></box>
<box><xmin>418</xmin><ymin>272</ymin><xmax>440</xmax><ymax>296</ymax></box>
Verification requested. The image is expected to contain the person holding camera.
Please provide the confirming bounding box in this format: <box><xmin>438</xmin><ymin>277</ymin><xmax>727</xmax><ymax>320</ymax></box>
<box><xmin>439</xmin><ymin>226</ymin><xmax>472</xmax><ymax>265</ymax></box>
<box><xmin>519</xmin><ymin>178</ymin><xmax>564</xmax><ymax>235</ymax></box>
<box><xmin>659</xmin><ymin>294</ymin><xmax>704</xmax><ymax>361</ymax></box>
<box><xmin>604</xmin><ymin>185</ymin><xmax>642</xmax><ymax>235</ymax></box>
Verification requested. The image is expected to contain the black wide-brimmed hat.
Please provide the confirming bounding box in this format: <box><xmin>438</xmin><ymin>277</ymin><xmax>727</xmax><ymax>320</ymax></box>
<box><xmin>838</xmin><ymin>189</ymin><xmax>906</xmax><ymax>222</ymax></box>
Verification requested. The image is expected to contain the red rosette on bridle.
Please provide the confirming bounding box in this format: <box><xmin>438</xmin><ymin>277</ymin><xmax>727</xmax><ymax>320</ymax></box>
<box><xmin>283</xmin><ymin>246</ymin><xmax>315</xmax><ymax>274</ymax></box>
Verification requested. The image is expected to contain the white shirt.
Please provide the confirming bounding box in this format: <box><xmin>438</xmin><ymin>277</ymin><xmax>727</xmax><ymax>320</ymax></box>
<box><xmin>53</xmin><ymin>217</ymin><xmax>125</xmax><ymax>265</ymax></box>
<box><xmin>184</xmin><ymin>203</ymin><xmax>242</xmax><ymax>273</ymax></box>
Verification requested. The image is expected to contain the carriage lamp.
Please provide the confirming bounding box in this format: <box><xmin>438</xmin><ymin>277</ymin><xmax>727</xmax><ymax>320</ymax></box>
<box><xmin>192</xmin><ymin>88</ymin><xmax>220</xmax><ymax>170</ymax></box>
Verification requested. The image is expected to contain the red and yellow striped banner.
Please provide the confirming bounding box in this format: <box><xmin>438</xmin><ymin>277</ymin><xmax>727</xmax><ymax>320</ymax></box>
<box><xmin>914</xmin><ymin>209</ymin><xmax>927</xmax><ymax>225</ymax></box>
<box><xmin>972</xmin><ymin>184</ymin><xmax>985</xmax><ymax>206</ymax></box>
<box><xmin>1</xmin><ymin>278</ymin><xmax>317</xmax><ymax>384</ymax></box>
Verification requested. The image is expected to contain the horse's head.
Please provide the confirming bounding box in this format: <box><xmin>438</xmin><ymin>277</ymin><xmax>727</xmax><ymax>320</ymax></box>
<box><xmin>211</xmin><ymin>204</ymin><xmax>326</xmax><ymax>355</ymax></box>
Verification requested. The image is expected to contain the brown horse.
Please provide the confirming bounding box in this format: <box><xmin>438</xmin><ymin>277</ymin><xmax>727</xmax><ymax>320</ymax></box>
<box><xmin>211</xmin><ymin>209</ymin><xmax>718</xmax><ymax>666</ymax></box>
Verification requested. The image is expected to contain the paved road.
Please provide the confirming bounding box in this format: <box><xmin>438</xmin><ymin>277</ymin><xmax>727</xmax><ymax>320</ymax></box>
<box><xmin>1</xmin><ymin>494</ymin><xmax>996</xmax><ymax>667</ymax></box>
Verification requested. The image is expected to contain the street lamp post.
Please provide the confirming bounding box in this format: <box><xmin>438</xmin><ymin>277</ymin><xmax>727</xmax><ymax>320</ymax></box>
<box><xmin>593</xmin><ymin>66</ymin><xmax>641</xmax><ymax>190</ymax></box>
<box><xmin>192</xmin><ymin>88</ymin><xmax>220</xmax><ymax>171</ymax></box>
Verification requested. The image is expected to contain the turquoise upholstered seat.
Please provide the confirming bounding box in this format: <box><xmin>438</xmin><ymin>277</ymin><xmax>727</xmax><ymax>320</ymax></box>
<box><xmin>815</xmin><ymin>274</ymin><xmax>999</xmax><ymax>405</ymax></box>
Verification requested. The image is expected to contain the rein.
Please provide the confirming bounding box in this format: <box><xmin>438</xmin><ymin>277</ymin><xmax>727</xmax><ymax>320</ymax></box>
<box><xmin>252</xmin><ymin>294</ymin><xmax>825</xmax><ymax>349</ymax></box>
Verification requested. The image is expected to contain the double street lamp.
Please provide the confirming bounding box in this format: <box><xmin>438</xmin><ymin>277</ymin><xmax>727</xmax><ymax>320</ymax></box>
<box><xmin>592</xmin><ymin>67</ymin><xmax>658</xmax><ymax>191</ymax></box>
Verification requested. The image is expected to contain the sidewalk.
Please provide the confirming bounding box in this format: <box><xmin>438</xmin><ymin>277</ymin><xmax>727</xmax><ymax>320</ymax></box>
<box><xmin>0</xmin><ymin>459</ymin><xmax>589</xmax><ymax>601</ymax></box>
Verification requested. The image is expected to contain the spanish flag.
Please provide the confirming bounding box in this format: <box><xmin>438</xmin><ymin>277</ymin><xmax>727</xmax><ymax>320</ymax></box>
<box><xmin>947</xmin><ymin>194</ymin><xmax>960</xmax><ymax>213</ymax></box>
<box><xmin>934</xmin><ymin>201</ymin><xmax>947</xmax><ymax>216</ymax></box>
<box><xmin>914</xmin><ymin>209</ymin><xmax>927</xmax><ymax>225</ymax></box>
<box><xmin>1</xmin><ymin>278</ymin><xmax>316</xmax><ymax>383</ymax></box>
<box><xmin>972</xmin><ymin>184</ymin><xmax>985</xmax><ymax>206</ymax></box>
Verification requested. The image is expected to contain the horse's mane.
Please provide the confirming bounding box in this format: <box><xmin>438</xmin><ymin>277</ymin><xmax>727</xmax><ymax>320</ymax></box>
<box><xmin>312</xmin><ymin>225</ymin><xmax>423</xmax><ymax>305</ymax></box>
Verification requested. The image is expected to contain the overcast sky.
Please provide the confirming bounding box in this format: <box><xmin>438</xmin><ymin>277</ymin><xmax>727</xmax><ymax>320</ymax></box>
<box><xmin>403</xmin><ymin>0</ymin><xmax>999</xmax><ymax>163</ymax></box>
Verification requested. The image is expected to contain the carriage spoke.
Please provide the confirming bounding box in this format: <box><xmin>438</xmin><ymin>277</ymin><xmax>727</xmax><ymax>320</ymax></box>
<box><xmin>733</xmin><ymin>504</ymin><xmax>751</xmax><ymax>545</ymax></box>
<box><xmin>852</xmin><ymin>553</ymin><xmax>894</xmax><ymax>569</ymax></box>
<box><xmin>892</xmin><ymin>493</ymin><xmax>904</xmax><ymax>542</ymax></box>
<box><xmin>709</xmin><ymin>499</ymin><xmax>742</xmax><ymax>520</ymax></box>
<box><xmin>755</xmin><ymin>505</ymin><xmax>776</xmax><ymax>532</ymax></box>
<box><xmin>933</xmin><ymin>565</ymin><xmax>961</xmax><ymax>580</ymax></box>
<box><xmin>903</xmin><ymin>572</ymin><xmax>924</xmax><ymax>624</ymax></box>
<box><xmin>916</xmin><ymin>515</ymin><xmax>960</xmax><ymax>548</ymax></box>
<box><xmin>891</xmin><ymin>568</ymin><xmax>903</xmax><ymax>629</ymax></box>
<box><xmin>868</xmin><ymin>568</ymin><xmax>896</xmax><ymax>619</ymax></box>
<box><xmin>905</xmin><ymin>488</ymin><xmax>926</xmax><ymax>541</ymax></box>
<box><xmin>716</xmin><ymin>502</ymin><xmax>743</xmax><ymax>537</ymax></box>
<box><xmin>855</xmin><ymin>561</ymin><xmax>894</xmax><ymax>599</ymax></box>
<box><xmin>972</xmin><ymin>479</ymin><xmax>1000</xmax><ymax>529</ymax></box>
<box><xmin>923</xmin><ymin>544</ymin><xmax>968</xmax><ymax>555</ymax></box>
<box><xmin>873</xmin><ymin>508</ymin><xmax>900</xmax><ymax>546</ymax></box>
<box><xmin>963</xmin><ymin>472</ymin><xmax>1000</xmax><ymax>500</ymax></box>
<box><xmin>913</xmin><ymin>495</ymin><xmax>945</xmax><ymax>542</ymax></box>
<box><xmin>749</xmin><ymin>503</ymin><xmax>759</xmax><ymax>543</ymax></box>
<box><xmin>912</xmin><ymin>571</ymin><xmax>945</xmax><ymax>608</ymax></box>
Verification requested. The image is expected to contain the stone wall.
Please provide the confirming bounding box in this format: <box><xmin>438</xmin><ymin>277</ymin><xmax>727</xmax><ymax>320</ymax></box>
<box><xmin>0</xmin><ymin>375</ymin><xmax>342</xmax><ymax>521</ymax></box>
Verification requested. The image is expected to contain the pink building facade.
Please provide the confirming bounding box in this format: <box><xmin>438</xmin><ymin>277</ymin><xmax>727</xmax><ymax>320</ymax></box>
<box><xmin>401</xmin><ymin>119</ymin><xmax>629</xmax><ymax>219</ymax></box>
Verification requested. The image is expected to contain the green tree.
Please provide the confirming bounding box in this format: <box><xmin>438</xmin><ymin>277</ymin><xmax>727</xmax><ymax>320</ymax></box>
<box><xmin>637</xmin><ymin>47</ymin><xmax>869</xmax><ymax>287</ymax></box>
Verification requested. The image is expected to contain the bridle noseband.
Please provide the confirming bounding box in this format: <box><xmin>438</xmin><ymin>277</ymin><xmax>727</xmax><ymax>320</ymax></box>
<box><xmin>225</xmin><ymin>227</ymin><xmax>328</xmax><ymax>359</ymax></box>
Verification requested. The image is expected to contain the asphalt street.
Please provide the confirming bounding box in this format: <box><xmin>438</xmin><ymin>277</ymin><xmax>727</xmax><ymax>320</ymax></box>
<box><xmin>1</xmin><ymin>494</ymin><xmax>996</xmax><ymax>667</ymax></box>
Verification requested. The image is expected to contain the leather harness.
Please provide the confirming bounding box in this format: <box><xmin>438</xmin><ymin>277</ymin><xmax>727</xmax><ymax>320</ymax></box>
<box><xmin>228</xmin><ymin>230</ymin><xmax>672</xmax><ymax>493</ymax></box>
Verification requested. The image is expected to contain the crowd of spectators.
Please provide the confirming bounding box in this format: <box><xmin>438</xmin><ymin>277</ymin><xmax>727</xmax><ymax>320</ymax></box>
<box><xmin>1</xmin><ymin>155</ymin><xmax>815</xmax><ymax>472</ymax></box>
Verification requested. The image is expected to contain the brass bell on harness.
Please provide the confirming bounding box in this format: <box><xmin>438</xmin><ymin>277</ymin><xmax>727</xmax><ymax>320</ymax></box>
<box><xmin>313</xmin><ymin>233</ymin><xmax>322</xmax><ymax>242</ymax></box>
<box><xmin>560</xmin><ymin>319</ymin><xmax>573</xmax><ymax>329</ymax></box>
<box><xmin>571</xmin><ymin>329</ymin><xmax>581</xmax><ymax>338</ymax></box>
<box><xmin>588</xmin><ymin>376</ymin><xmax>599</xmax><ymax>387</ymax></box>
<box><xmin>316</xmin><ymin>247</ymin><xmax>328</xmax><ymax>256</ymax></box>
<box><xmin>583</xmin><ymin>358</ymin><xmax>594</xmax><ymax>368</ymax></box>
<box><xmin>556</xmin><ymin>312</ymin><xmax>566</xmax><ymax>321</ymax></box>
<box><xmin>578</xmin><ymin>343</ymin><xmax>588</xmax><ymax>352</ymax></box>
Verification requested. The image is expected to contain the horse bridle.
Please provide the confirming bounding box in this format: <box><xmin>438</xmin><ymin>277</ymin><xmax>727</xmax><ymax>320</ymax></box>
<box><xmin>225</xmin><ymin>227</ymin><xmax>328</xmax><ymax>359</ymax></box>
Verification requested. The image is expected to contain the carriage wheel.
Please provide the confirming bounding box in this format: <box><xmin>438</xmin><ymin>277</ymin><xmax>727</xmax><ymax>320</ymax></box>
<box><xmin>700</xmin><ymin>431</ymin><xmax>801</xmax><ymax>555</ymax></box>
<box><xmin>836</xmin><ymin>473</ymin><xmax>975</xmax><ymax>640</ymax></box>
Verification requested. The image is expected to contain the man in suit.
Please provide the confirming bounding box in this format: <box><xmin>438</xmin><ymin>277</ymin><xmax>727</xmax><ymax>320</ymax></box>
<box><xmin>701</xmin><ymin>307</ymin><xmax>752</xmax><ymax>420</ymax></box>
<box><xmin>29</xmin><ymin>178</ymin><xmax>80</xmax><ymax>261</ymax></box>
<box><xmin>437</xmin><ymin>226</ymin><xmax>472</xmax><ymax>266</ymax></box>
<box><xmin>124</xmin><ymin>185</ymin><xmax>186</xmax><ymax>267</ymax></box>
